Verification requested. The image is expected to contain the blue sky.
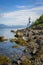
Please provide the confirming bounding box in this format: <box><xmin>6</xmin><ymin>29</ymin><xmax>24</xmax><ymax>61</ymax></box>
<box><xmin>0</xmin><ymin>0</ymin><xmax>43</xmax><ymax>25</ymax></box>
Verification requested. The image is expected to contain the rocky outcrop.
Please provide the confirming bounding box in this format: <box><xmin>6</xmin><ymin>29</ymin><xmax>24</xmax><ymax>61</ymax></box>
<box><xmin>0</xmin><ymin>36</ymin><xmax>8</xmax><ymax>42</ymax></box>
<box><xmin>0</xmin><ymin>22</ymin><xmax>43</xmax><ymax>65</ymax></box>
<box><xmin>0</xmin><ymin>55</ymin><xmax>12</xmax><ymax>65</ymax></box>
<box><xmin>11</xmin><ymin>30</ymin><xmax>16</xmax><ymax>33</ymax></box>
<box><xmin>10</xmin><ymin>38</ymin><xmax>17</xmax><ymax>42</ymax></box>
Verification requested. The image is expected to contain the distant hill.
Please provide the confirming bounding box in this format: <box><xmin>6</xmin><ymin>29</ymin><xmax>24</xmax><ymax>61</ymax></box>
<box><xmin>0</xmin><ymin>24</ymin><xmax>26</xmax><ymax>28</ymax></box>
<box><xmin>0</xmin><ymin>24</ymin><xmax>7</xmax><ymax>28</ymax></box>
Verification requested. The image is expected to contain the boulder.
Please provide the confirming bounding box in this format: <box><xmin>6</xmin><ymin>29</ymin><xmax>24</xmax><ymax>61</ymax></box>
<box><xmin>0</xmin><ymin>55</ymin><xmax>11</xmax><ymax>65</ymax></box>
<box><xmin>40</xmin><ymin>55</ymin><xmax>43</xmax><ymax>62</ymax></box>
<box><xmin>11</xmin><ymin>30</ymin><xmax>16</xmax><ymax>33</ymax></box>
<box><xmin>10</xmin><ymin>38</ymin><xmax>17</xmax><ymax>42</ymax></box>
<box><xmin>12</xmin><ymin>45</ymin><xmax>19</xmax><ymax>48</ymax></box>
<box><xmin>15</xmin><ymin>31</ymin><xmax>23</xmax><ymax>37</ymax></box>
<box><xmin>27</xmin><ymin>42</ymin><xmax>39</xmax><ymax>55</ymax></box>
<box><xmin>20</xmin><ymin>56</ymin><xmax>33</xmax><ymax>65</ymax></box>
<box><xmin>0</xmin><ymin>36</ymin><xmax>8</xmax><ymax>42</ymax></box>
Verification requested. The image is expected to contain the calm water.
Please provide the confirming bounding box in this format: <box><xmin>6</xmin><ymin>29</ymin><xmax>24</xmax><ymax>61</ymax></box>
<box><xmin>0</xmin><ymin>28</ymin><xmax>25</xmax><ymax>59</ymax></box>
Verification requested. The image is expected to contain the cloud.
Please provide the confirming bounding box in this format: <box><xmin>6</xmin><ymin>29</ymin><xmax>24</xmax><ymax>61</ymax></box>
<box><xmin>0</xmin><ymin>14</ymin><xmax>4</xmax><ymax>18</ymax></box>
<box><xmin>16</xmin><ymin>5</ymin><xmax>34</xmax><ymax>9</ymax></box>
<box><xmin>36</xmin><ymin>2</ymin><xmax>43</xmax><ymax>5</ymax></box>
<box><xmin>35</xmin><ymin>0</ymin><xmax>43</xmax><ymax>6</ymax></box>
<box><xmin>16</xmin><ymin>5</ymin><xmax>26</xmax><ymax>8</ymax></box>
<box><xmin>0</xmin><ymin>6</ymin><xmax>43</xmax><ymax>25</ymax></box>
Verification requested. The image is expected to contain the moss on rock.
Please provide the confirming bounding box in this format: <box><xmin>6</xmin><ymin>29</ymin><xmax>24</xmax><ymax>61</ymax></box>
<box><xmin>0</xmin><ymin>55</ymin><xmax>11</xmax><ymax>65</ymax></box>
<box><xmin>12</xmin><ymin>45</ymin><xmax>19</xmax><ymax>48</ymax></box>
<box><xmin>15</xmin><ymin>38</ymin><xmax>27</xmax><ymax>46</ymax></box>
<box><xmin>10</xmin><ymin>38</ymin><xmax>17</xmax><ymax>42</ymax></box>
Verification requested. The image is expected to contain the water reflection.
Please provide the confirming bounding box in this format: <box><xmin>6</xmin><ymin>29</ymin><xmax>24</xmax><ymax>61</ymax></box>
<box><xmin>0</xmin><ymin>28</ymin><xmax>25</xmax><ymax>59</ymax></box>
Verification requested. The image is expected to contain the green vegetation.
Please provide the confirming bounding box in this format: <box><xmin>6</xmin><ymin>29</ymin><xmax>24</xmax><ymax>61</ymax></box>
<box><xmin>33</xmin><ymin>15</ymin><xmax>43</xmax><ymax>25</ymax></box>
<box><xmin>30</xmin><ymin>15</ymin><xmax>43</xmax><ymax>29</ymax></box>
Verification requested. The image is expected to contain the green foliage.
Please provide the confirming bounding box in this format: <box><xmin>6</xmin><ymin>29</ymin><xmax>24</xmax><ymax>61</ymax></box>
<box><xmin>32</xmin><ymin>15</ymin><xmax>43</xmax><ymax>26</ymax></box>
<box><xmin>39</xmin><ymin>15</ymin><xmax>43</xmax><ymax>23</ymax></box>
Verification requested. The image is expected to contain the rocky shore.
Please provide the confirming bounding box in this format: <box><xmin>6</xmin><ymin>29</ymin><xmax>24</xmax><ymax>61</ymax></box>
<box><xmin>10</xmin><ymin>23</ymin><xmax>43</xmax><ymax>65</ymax></box>
<box><xmin>0</xmin><ymin>26</ymin><xmax>43</xmax><ymax>65</ymax></box>
<box><xmin>0</xmin><ymin>15</ymin><xmax>43</xmax><ymax>65</ymax></box>
<box><xmin>0</xmin><ymin>27</ymin><xmax>43</xmax><ymax>65</ymax></box>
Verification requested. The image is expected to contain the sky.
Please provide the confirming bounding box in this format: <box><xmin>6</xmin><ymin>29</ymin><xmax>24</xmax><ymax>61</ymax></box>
<box><xmin>0</xmin><ymin>0</ymin><xmax>43</xmax><ymax>25</ymax></box>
